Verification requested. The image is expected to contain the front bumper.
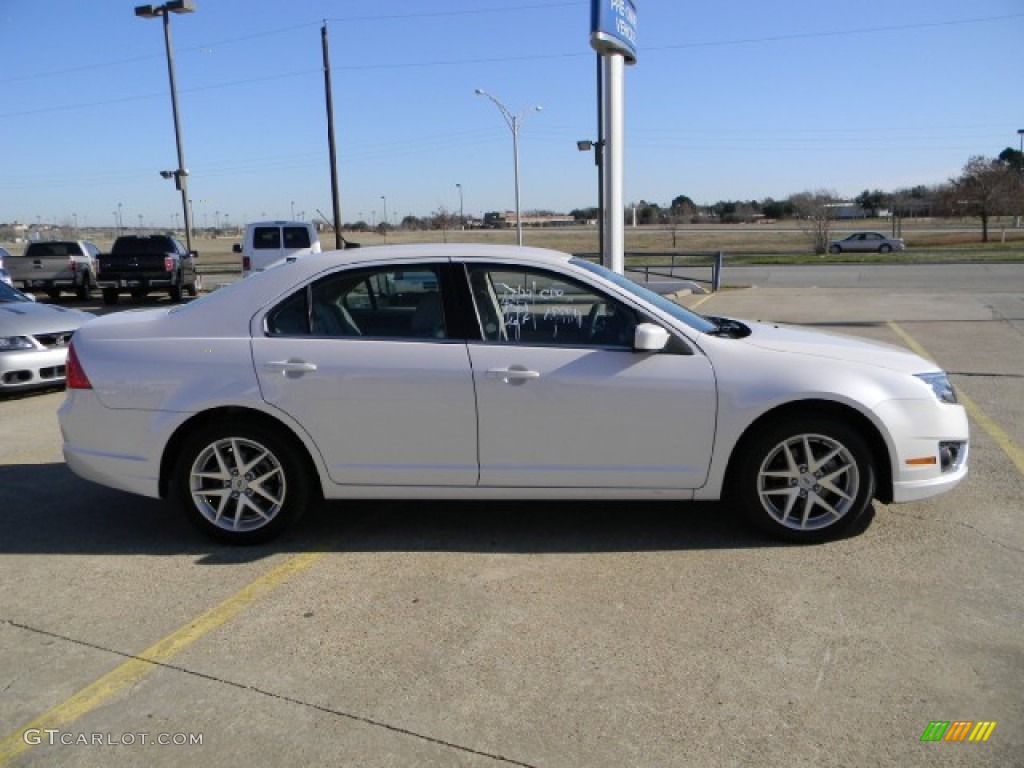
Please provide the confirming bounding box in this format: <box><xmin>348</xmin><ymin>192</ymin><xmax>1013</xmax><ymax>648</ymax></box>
<box><xmin>0</xmin><ymin>347</ymin><xmax>69</xmax><ymax>390</ymax></box>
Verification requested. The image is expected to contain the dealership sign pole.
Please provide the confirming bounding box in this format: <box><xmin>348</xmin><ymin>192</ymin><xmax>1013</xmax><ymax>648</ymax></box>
<box><xmin>591</xmin><ymin>0</ymin><xmax>636</xmax><ymax>274</ymax></box>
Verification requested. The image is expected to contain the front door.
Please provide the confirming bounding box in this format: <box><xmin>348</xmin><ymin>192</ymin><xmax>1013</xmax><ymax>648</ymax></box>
<box><xmin>464</xmin><ymin>265</ymin><xmax>717</xmax><ymax>489</ymax></box>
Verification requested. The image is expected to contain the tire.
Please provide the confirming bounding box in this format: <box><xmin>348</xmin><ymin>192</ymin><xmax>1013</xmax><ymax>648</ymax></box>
<box><xmin>77</xmin><ymin>274</ymin><xmax>94</xmax><ymax>301</ymax></box>
<box><xmin>168</xmin><ymin>283</ymin><xmax>183</xmax><ymax>302</ymax></box>
<box><xmin>878</xmin><ymin>244</ymin><xmax>892</xmax><ymax>254</ymax></box>
<box><xmin>46</xmin><ymin>288</ymin><xmax>61</xmax><ymax>300</ymax></box>
<box><xmin>828</xmin><ymin>245</ymin><xmax>841</xmax><ymax>254</ymax></box>
<box><xmin>130</xmin><ymin>288</ymin><xmax>148</xmax><ymax>299</ymax></box>
<box><xmin>186</xmin><ymin>272</ymin><xmax>202</xmax><ymax>298</ymax></box>
<box><xmin>102</xmin><ymin>288</ymin><xmax>120</xmax><ymax>305</ymax></box>
<box><xmin>174</xmin><ymin>421</ymin><xmax>311</xmax><ymax>544</ymax></box>
<box><xmin>732</xmin><ymin>417</ymin><xmax>876</xmax><ymax>543</ymax></box>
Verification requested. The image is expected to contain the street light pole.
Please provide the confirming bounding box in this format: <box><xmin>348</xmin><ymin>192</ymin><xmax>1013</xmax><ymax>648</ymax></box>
<box><xmin>380</xmin><ymin>195</ymin><xmax>387</xmax><ymax>242</ymax></box>
<box><xmin>456</xmin><ymin>183</ymin><xmax>464</xmax><ymax>229</ymax></box>
<box><xmin>135</xmin><ymin>1</ymin><xmax>196</xmax><ymax>254</ymax></box>
<box><xmin>475</xmin><ymin>89</ymin><xmax>541</xmax><ymax>246</ymax></box>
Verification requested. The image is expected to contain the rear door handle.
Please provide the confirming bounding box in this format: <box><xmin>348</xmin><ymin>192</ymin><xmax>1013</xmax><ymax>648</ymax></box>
<box><xmin>264</xmin><ymin>359</ymin><xmax>318</xmax><ymax>377</ymax></box>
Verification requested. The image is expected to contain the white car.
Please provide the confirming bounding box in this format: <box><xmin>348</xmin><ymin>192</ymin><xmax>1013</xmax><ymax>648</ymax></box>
<box><xmin>1</xmin><ymin>280</ymin><xmax>92</xmax><ymax>392</ymax></box>
<box><xmin>59</xmin><ymin>244</ymin><xmax>968</xmax><ymax>544</ymax></box>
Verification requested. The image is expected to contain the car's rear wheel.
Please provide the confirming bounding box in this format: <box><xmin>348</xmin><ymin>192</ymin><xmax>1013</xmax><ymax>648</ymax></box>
<box><xmin>174</xmin><ymin>421</ymin><xmax>311</xmax><ymax>544</ymax></box>
<box><xmin>828</xmin><ymin>245</ymin><xmax>841</xmax><ymax>254</ymax></box>
<box><xmin>46</xmin><ymin>288</ymin><xmax>61</xmax><ymax>300</ymax></box>
<box><xmin>879</xmin><ymin>244</ymin><xmax>892</xmax><ymax>254</ymax></box>
<box><xmin>186</xmin><ymin>272</ymin><xmax>202</xmax><ymax>297</ymax></box>
<box><xmin>168</xmin><ymin>282</ymin><xmax>183</xmax><ymax>302</ymax></box>
<box><xmin>732</xmin><ymin>417</ymin><xmax>876</xmax><ymax>543</ymax></box>
<box><xmin>77</xmin><ymin>274</ymin><xmax>94</xmax><ymax>301</ymax></box>
<box><xmin>102</xmin><ymin>288</ymin><xmax>120</xmax><ymax>305</ymax></box>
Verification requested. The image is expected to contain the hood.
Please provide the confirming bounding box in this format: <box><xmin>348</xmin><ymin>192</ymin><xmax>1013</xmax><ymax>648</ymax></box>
<box><xmin>739</xmin><ymin>320</ymin><xmax>935</xmax><ymax>374</ymax></box>
<box><xmin>0</xmin><ymin>301</ymin><xmax>93</xmax><ymax>335</ymax></box>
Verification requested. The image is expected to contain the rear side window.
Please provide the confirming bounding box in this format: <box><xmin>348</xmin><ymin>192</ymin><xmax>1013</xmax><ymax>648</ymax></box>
<box><xmin>283</xmin><ymin>227</ymin><xmax>311</xmax><ymax>248</ymax></box>
<box><xmin>253</xmin><ymin>227</ymin><xmax>281</xmax><ymax>249</ymax></box>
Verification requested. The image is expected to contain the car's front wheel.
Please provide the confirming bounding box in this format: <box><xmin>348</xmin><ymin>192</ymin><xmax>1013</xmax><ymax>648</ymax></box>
<box><xmin>828</xmin><ymin>245</ymin><xmax>841</xmax><ymax>254</ymax></box>
<box><xmin>174</xmin><ymin>421</ymin><xmax>311</xmax><ymax>544</ymax></box>
<box><xmin>732</xmin><ymin>417</ymin><xmax>876</xmax><ymax>543</ymax></box>
<box><xmin>879</xmin><ymin>244</ymin><xmax>892</xmax><ymax>254</ymax></box>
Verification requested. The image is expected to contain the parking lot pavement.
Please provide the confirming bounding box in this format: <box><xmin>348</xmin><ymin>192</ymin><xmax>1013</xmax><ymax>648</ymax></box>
<box><xmin>2</xmin><ymin>271</ymin><xmax>1022</xmax><ymax>767</ymax></box>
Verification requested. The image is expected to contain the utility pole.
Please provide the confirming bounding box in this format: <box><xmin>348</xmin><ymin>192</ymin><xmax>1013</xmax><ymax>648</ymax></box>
<box><xmin>322</xmin><ymin>22</ymin><xmax>344</xmax><ymax>249</ymax></box>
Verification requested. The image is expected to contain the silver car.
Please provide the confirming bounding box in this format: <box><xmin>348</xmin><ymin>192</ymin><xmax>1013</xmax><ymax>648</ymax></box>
<box><xmin>828</xmin><ymin>232</ymin><xmax>905</xmax><ymax>254</ymax></box>
<box><xmin>0</xmin><ymin>280</ymin><xmax>92</xmax><ymax>392</ymax></box>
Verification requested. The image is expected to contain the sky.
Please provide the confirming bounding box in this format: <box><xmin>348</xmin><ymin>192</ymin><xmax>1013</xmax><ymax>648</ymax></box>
<box><xmin>1</xmin><ymin>0</ymin><xmax>1022</xmax><ymax>230</ymax></box>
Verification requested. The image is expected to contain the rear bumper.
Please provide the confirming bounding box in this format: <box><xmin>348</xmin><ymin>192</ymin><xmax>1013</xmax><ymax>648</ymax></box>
<box><xmin>59</xmin><ymin>390</ymin><xmax>166</xmax><ymax>498</ymax></box>
<box><xmin>97</xmin><ymin>275</ymin><xmax>176</xmax><ymax>290</ymax></box>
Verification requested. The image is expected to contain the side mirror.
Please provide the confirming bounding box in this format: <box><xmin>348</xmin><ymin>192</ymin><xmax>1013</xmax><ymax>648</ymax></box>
<box><xmin>232</xmin><ymin>243</ymin><xmax>242</xmax><ymax>254</ymax></box>
<box><xmin>633</xmin><ymin>323</ymin><xmax>670</xmax><ymax>352</ymax></box>
<box><xmin>189</xmin><ymin>250</ymin><xmax>199</xmax><ymax>259</ymax></box>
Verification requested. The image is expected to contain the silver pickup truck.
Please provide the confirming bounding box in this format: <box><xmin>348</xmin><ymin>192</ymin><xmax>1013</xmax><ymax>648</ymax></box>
<box><xmin>6</xmin><ymin>240</ymin><xmax>101</xmax><ymax>300</ymax></box>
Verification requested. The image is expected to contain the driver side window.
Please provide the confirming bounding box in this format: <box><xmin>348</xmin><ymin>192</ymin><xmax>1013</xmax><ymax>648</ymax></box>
<box><xmin>466</xmin><ymin>266</ymin><xmax>638</xmax><ymax>348</ymax></box>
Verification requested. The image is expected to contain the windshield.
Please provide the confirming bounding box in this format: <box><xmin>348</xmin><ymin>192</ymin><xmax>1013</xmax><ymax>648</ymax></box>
<box><xmin>571</xmin><ymin>258</ymin><xmax>717</xmax><ymax>333</ymax></box>
<box><xmin>0</xmin><ymin>281</ymin><xmax>32</xmax><ymax>303</ymax></box>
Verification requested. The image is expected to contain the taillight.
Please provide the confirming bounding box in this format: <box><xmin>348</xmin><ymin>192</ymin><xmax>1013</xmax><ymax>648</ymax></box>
<box><xmin>66</xmin><ymin>340</ymin><xmax>92</xmax><ymax>390</ymax></box>
<box><xmin>164</xmin><ymin>256</ymin><xmax>175</xmax><ymax>272</ymax></box>
<box><xmin>69</xmin><ymin>258</ymin><xmax>78</xmax><ymax>273</ymax></box>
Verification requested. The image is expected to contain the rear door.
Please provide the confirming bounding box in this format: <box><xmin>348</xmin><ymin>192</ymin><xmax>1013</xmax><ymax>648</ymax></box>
<box><xmin>251</xmin><ymin>260</ymin><xmax>478</xmax><ymax>487</ymax></box>
<box><xmin>249</xmin><ymin>226</ymin><xmax>284</xmax><ymax>272</ymax></box>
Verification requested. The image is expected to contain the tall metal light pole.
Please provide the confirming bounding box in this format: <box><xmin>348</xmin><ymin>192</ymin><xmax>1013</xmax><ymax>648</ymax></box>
<box><xmin>475</xmin><ymin>89</ymin><xmax>541</xmax><ymax>246</ymax></box>
<box><xmin>135</xmin><ymin>1</ymin><xmax>195</xmax><ymax>254</ymax></box>
<box><xmin>1017</xmin><ymin>129</ymin><xmax>1024</xmax><ymax>229</ymax></box>
<box><xmin>380</xmin><ymin>195</ymin><xmax>388</xmax><ymax>242</ymax></box>
<box><xmin>456</xmin><ymin>183</ymin><xmax>464</xmax><ymax>229</ymax></box>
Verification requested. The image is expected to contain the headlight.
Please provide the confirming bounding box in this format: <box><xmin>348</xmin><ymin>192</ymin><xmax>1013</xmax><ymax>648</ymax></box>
<box><xmin>0</xmin><ymin>336</ymin><xmax>34</xmax><ymax>351</ymax></box>
<box><xmin>915</xmin><ymin>372</ymin><xmax>957</xmax><ymax>404</ymax></box>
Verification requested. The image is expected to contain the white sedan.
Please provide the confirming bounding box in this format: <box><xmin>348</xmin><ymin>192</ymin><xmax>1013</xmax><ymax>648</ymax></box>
<box><xmin>59</xmin><ymin>244</ymin><xmax>968</xmax><ymax>544</ymax></box>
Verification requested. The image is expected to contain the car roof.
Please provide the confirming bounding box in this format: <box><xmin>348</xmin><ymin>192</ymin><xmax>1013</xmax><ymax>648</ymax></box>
<box><xmin>164</xmin><ymin>243</ymin><xmax>577</xmax><ymax>334</ymax></box>
<box><xmin>263</xmin><ymin>243</ymin><xmax>574</xmax><ymax>286</ymax></box>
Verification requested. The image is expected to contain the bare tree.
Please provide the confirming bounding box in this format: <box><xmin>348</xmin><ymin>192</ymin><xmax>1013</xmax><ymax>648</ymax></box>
<box><xmin>432</xmin><ymin>205</ymin><xmax>456</xmax><ymax>243</ymax></box>
<box><xmin>789</xmin><ymin>189</ymin><xmax>840</xmax><ymax>254</ymax></box>
<box><xmin>947</xmin><ymin>156</ymin><xmax>1018</xmax><ymax>242</ymax></box>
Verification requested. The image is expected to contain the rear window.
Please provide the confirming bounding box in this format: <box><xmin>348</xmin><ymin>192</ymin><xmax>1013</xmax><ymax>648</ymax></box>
<box><xmin>25</xmin><ymin>242</ymin><xmax>82</xmax><ymax>257</ymax></box>
<box><xmin>253</xmin><ymin>227</ymin><xmax>282</xmax><ymax>249</ymax></box>
<box><xmin>111</xmin><ymin>237</ymin><xmax>177</xmax><ymax>255</ymax></box>
<box><xmin>283</xmin><ymin>227</ymin><xmax>311</xmax><ymax>249</ymax></box>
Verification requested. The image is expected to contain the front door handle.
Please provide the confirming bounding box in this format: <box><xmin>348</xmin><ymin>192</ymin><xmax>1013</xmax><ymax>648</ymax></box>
<box><xmin>486</xmin><ymin>366</ymin><xmax>540</xmax><ymax>384</ymax></box>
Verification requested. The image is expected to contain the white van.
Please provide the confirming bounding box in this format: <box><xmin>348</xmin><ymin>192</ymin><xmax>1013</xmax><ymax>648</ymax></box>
<box><xmin>234</xmin><ymin>221</ymin><xmax>321</xmax><ymax>276</ymax></box>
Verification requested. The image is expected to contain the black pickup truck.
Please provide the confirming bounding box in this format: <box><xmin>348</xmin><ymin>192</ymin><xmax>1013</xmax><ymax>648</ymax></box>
<box><xmin>97</xmin><ymin>235</ymin><xmax>200</xmax><ymax>305</ymax></box>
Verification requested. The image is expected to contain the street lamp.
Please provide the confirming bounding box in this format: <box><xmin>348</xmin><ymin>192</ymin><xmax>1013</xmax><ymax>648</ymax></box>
<box><xmin>456</xmin><ymin>183</ymin><xmax>464</xmax><ymax>229</ymax></box>
<box><xmin>475</xmin><ymin>89</ymin><xmax>542</xmax><ymax>246</ymax></box>
<box><xmin>380</xmin><ymin>195</ymin><xmax>388</xmax><ymax>242</ymax></box>
<box><xmin>135</xmin><ymin>1</ymin><xmax>196</xmax><ymax>254</ymax></box>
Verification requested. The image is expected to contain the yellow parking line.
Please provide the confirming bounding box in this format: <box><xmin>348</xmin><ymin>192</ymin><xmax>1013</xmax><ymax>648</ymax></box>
<box><xmin>888</xmin><ymin>321</ymin><xmax>1024</xmax><ymax>477</ymax></box>
<box><xmin>0</xmin><ymin>551</ymin><xmax>324</xmax><ymax>765</ymax></box>
<box><xmin>689</xmin><ymin>293</ymin><xmax>716</xmax><ymax>311</ymax></box>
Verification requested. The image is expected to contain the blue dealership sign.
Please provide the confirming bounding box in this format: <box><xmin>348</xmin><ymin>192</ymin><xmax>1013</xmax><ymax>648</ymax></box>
<box><xmin>590</xmin><ymin>0</ymin><xmax>637</xmax><ymax>64</ymax></box>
